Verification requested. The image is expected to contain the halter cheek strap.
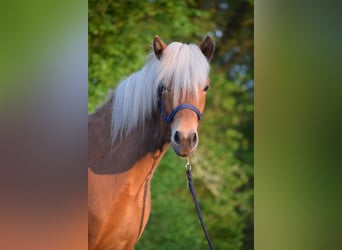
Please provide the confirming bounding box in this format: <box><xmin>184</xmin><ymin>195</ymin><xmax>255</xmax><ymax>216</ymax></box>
<box><xmin>158</xmin><ymin>96</ymin><xmax>202</xmax><ymax>124</ymax></box>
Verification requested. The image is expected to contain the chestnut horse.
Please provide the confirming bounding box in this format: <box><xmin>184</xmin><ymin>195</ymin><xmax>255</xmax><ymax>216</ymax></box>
<box><xmin>88</xmin><ymin>35</ymin><xmax>215</xmax><ymax>250</ymax></box>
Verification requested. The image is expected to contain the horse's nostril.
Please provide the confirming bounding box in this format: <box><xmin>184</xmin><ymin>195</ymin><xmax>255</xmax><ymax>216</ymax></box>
<box><xmin>174</xmin><ymin>131</ymin><xmax>181</xmax><ymax>145</ymax></box>
<box><xmin>192</xmin><ymin>133</ymin><xmax>197</xmax><ymax>144</ymax></box>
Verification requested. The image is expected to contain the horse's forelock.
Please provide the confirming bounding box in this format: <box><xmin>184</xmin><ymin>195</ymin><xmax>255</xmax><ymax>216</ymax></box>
<box><xmin>157</xmin><ymin>43</ymin><xmax>209</xmax><ymax>106</ymax></box>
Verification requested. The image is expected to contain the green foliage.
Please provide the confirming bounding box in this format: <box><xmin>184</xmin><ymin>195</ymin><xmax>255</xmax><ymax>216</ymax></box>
<box><xmin>89</xmin><ymin>0</ymin><xmax>214</xmax><ymax>112</ymax></box>
<box><xmin>89</xmin><ymin>0</ymin><xmax>253</xmax><ymax>249</ymax></box>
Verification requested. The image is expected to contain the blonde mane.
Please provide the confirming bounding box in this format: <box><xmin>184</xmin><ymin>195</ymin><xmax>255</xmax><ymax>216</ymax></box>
<box><xmin>111</xmin><ymin>41</ymin><xmax>209</xmax><ymax>143</ymax></box>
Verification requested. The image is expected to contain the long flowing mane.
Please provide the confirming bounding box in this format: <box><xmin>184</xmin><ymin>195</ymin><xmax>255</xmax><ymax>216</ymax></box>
<box><xmin>111</xmin><ymin>41</ymin><xmax>210</xmax><ymax>142</ymax></box>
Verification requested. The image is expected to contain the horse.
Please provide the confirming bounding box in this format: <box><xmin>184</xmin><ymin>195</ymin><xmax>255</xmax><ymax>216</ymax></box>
<box><xmin>88</xmin><ymin>35</ymin><xmax>215</xmax><ymax>250</ymax></box>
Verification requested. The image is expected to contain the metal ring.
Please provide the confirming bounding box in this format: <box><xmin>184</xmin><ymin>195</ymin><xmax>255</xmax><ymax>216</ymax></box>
<box><xmin>185</xmin><ymin>157</ymin><xmax>191</xmax><ymax>170</ymax></box>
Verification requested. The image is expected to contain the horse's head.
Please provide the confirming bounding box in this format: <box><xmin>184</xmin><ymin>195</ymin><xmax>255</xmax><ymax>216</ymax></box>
<box><xmin>154</xmin><ymin>35</ymin><xmax>215</xmax><ymax>157</ymax></box>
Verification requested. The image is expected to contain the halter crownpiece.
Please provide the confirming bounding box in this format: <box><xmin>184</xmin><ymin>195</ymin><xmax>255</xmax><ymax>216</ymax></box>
<box><xmin>158</xmin><ymin>85</ymin><xmax>202</xmax><ymax>124</ymax></box>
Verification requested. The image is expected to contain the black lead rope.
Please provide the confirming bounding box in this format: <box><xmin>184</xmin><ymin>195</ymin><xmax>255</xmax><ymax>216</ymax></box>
<box><xmin>185</xmin><ymin>158</ymin><xmax>214</xmax><ymax>250</ymax></box>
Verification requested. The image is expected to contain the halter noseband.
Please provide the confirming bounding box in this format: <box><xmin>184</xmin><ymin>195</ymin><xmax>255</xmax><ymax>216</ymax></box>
<box><xmin>158</xmin><ymin>85</ymin><xmax>202</xmax><ymax>124</ymax></box>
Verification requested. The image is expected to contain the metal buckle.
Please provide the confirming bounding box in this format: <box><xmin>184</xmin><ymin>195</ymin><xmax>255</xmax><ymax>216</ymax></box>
<box><xmin>185</xmin><ymin>157</ymin><xmax>191</xmax><ymax>170</ymax></box>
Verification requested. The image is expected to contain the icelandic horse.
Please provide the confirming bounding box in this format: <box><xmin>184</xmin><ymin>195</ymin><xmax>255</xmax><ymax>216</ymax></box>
<box><xmin>88</xmin><ymin>35</ymin><xmax>215</xmax><ymax>249</ymax></box>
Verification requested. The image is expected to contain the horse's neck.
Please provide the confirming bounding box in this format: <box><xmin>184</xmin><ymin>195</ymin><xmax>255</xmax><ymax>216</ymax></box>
<box><xmin>88</xmin><ymin>94</ymin><xmax>170</xmax><ymax>176</ymax></box>
<box><xmin>88</xmin><ymin>94</ymin><xmax>170</xmax><ymax>249</ymax></box>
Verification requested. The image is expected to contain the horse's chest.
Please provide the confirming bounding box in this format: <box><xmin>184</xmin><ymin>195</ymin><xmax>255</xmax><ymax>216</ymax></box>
<box><xmin>91</xmin><ymin>182</ymin><xmax>152</xmax><ymax>249</ymax></box>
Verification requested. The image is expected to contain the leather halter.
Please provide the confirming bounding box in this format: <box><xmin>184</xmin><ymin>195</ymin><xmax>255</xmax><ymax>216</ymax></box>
<box><xmin>158</xmin><ymin>85</ymin><xmax>202</xmax><ymax>124</ymax></box>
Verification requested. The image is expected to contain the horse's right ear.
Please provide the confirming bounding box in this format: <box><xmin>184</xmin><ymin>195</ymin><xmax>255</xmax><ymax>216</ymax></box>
<box><xmin>199</xmin><ymin>35</ymin><xmax>215</xmax><ymax>62</ymax></box>
<box><xmin>153</xmin><ymin>36</ymin><xmax>167</xmax><ymax>60</ymax></box>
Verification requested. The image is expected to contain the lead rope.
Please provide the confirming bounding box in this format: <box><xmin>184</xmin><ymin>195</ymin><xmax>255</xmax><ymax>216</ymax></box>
<box><xmin>185</xmin><ymin>157</ymin><xmax>214</xmax><ymax>250</ymax></box>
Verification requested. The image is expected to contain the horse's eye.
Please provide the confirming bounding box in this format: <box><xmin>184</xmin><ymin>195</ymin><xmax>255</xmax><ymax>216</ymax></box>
<box><xmin>204</xmin><ymin>85</ymin><xmax>210</xmax><ymax>92</ymax></box>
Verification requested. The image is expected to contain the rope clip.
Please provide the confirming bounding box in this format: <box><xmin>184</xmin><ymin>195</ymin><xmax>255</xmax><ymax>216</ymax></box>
<box><xmin>185</xmin><ymin>157</ymin><xmax>191</xmax><ymax>170</ymax></box>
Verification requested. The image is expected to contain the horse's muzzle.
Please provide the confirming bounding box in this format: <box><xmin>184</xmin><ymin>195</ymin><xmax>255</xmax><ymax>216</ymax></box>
<box><xmin>171</xmin><ymin>130</ymin><xmax>198</xmax><ymax>157</ymax></box>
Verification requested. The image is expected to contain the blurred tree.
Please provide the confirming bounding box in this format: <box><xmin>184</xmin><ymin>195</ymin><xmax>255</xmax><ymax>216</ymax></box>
<box><xmin>89</xmin><ymin>0</ymin><xmax>215</xmax><ymax>111</ymax></box>
<box><xmin>89</xmin><ymin>0</ymin><xmax>253</xmax><ymax>249</ymax></box>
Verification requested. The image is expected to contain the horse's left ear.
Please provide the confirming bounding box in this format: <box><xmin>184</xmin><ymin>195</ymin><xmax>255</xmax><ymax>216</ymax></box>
<box><xmin>199</xmin><ymin>36</ymin><xmax>215</xmax><ymax>62</ymax></box>
<box><xmin>153</xmin><ymin>36</ymin><xmax>167</xmax><ymax>60</ymax></box>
